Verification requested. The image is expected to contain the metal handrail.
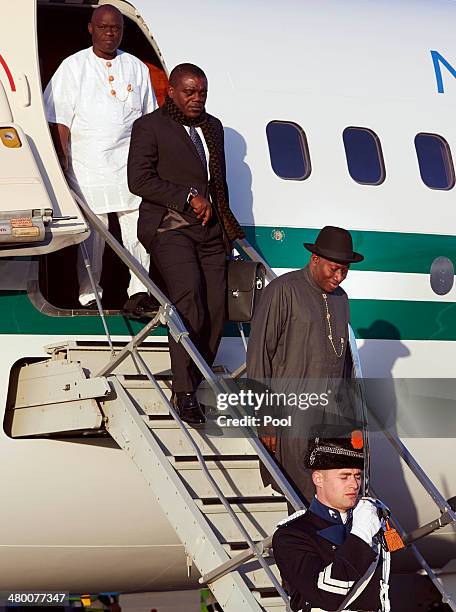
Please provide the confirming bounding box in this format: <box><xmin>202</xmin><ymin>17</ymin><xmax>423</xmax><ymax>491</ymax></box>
<box><xmin>379</xmin><ymin>431</ymin><xmax>456</xmax><ymax>520</ymax></box>
<box><xmin>370</xmin><ymin>485</ymin><xmax>456</xmax><ymax>612</ymax></box>
<box><xmin>73</xmin><ymin>193</ymin><xmax>302</xmax><ymax>508</ymax></box>
<box><xmin>350</xmin><ymin>330</ymin><xmax>456</xmax><ymax>522</ymax></box>
<box><xmin>73</xmin><ymin>193</ymin><xmax>299</xmax><ymax>608</ymax></box>
<box><xmin>236</xmin><ymin>238</ymin><xmax>276</xmax><ymax>282</ymax></box>
<box><xmin>350</xmin><ymin>337</ymin><xmax>456</xmax><ymax>609</ymax></box>
<box><xmin>200</xmin><ymin>536</ymin><xmax>273</xmax><ymax>585</ymax></box>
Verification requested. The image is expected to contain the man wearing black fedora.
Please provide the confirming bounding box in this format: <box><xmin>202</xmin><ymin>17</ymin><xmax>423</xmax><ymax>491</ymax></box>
<box><xmin>247</xmin><ymin>225</ymin><xmax>364</xmax><ymax>503</ymax></box>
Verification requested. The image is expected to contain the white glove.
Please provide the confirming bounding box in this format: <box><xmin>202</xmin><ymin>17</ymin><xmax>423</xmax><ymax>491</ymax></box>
<box><xmin>351</xmin><ymin>497</ymin><xmax>381</xmax><ymax>545</ymax></box>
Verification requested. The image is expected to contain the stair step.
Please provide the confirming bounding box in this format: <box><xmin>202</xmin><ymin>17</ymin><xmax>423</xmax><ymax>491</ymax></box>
<box><xmin>171</xmin><ymin>457</ymin><xmax>260</xmax><ymax>470</ymax></box>
<box><xmin>240</xmin><ymin>557</ymin><xmax>281</xmax><ymax>590</ymax></box>
<box><xmin>119</xmin><ymin>375</ymin><xmax>172</xmax><ymax>388</ymax></box>
<box><xmin>256</xmin><ymin>595</ymin><xmax>287</xmax><ymax>611</ymax></box>
<box><xmin>196</xmin><ymin>499</ymin><xmax>286</xmax><ymax>543</ymax></box>
<box><xmin>123</xmin><ymin>382</ymin><xmax>173</xmax><ymax>416</ymax></box>
<box><xmin>200</xmin><ymin>552</ymin><xmax>284</xmax><ymax>602</ymax></box>
<box><xmin>121</xmin><ymin>384</ymin><xmax>221</xmax><ymax>417</ymax></box>
<box><xmin>177</xmin><ymin>464</ymin><xmax>268</xmax><ymax>498</ymax></box>
<box><xmin>50</xmin><ymin>341</ymin><xmax>173</xmax><ymax>377</ymax></box>
<box><xmin>253</xmin><ymin>588</ymin><xmax>287</xmax><ymax>608</ymax></box>
<box><xmin>197</xmin><ymin>498</ymin><xmax>286</xmax><ymax>513</ymax></box>
<box><xmin>145</xmin><ymin>420</ymin><xmax>254</xmax><ymax>456</ymax></box>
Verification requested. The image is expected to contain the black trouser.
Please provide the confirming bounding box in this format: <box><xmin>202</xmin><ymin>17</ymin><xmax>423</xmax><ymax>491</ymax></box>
<box><xmin>149</xmin><ymin>221</ymin><xmax>227</xmax><ymax>393</ymax></box>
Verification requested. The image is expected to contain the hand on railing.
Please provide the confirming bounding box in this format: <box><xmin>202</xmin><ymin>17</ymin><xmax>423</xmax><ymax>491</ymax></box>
<box><xmin>260</xmin><ymin>427</ymin><xmax>277</xmax><ymax>454</ymax></box>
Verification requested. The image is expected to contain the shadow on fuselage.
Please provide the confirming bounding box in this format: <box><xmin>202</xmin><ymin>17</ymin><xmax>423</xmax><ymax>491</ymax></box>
<box><xmin>224</xmin><ymin>127</ymin><xmax>254</xmax><ymax>227</ymax></box>
<box><xmin>357</xmin><ymin>320</ymin><xmax>421</xmax><ymax>573</ymax></box>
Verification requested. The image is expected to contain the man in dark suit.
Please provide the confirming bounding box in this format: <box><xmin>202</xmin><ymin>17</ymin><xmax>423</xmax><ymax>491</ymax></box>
<box><xmin>128</xmin><ymin>63</ymin><xmax>244</xmax><ymax>424</ymax></box>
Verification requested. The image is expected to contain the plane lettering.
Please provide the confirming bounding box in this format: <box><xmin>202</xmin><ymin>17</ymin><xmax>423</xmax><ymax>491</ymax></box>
<box><xmin>431</xmin><ymin>50</ymin><xmax>456</xmax><ymax>93</ymax></box>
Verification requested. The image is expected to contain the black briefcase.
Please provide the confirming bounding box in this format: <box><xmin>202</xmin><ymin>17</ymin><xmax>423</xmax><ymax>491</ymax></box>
<box><xmin>227</xmin><ymin>259</ymin><xmax>266</xmax><ymax>322</ymax></box>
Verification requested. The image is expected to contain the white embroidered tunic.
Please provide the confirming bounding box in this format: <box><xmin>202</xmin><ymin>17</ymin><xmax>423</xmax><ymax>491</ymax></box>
<box><xmin>44</xmin><ymin>47</ymin><xmax>157</xmax><ymax>214</ymax></box>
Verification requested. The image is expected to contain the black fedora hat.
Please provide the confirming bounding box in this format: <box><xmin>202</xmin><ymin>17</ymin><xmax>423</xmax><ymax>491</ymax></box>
<box><xmin>304</xmin><ymin>226</ymin><xmax>364</xmax><ymax>264</ymax></box>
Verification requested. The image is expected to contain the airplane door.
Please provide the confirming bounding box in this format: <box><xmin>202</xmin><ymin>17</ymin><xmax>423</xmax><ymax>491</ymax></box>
<box><xmin>0</xmin><ymin>0</ymin><xmax>88</xmax><ymax>257</ymax></box>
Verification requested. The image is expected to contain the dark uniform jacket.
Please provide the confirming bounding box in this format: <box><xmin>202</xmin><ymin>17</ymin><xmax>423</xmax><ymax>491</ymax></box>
<box><xmin>273</xmin><ymin>498</ymin><xmax>383</xmax><ymax>611</ymax></box>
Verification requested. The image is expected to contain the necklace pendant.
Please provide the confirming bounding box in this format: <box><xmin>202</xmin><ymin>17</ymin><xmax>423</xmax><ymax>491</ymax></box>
<box><xmin>323</xmin><ymin>292</ymin><xmax>343</xmax><ymax>357</ymax></box>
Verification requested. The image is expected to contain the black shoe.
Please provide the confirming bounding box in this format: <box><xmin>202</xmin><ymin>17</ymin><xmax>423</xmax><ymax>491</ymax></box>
<box><xmin>123</xmin><ymin>292</ymin><xmax>159</xmax><ymax>318</ymax></box>
<box><xmin>83</xmin><ymin>299</ymin><xmax>99</xmax><ymax>311</ymax></box>
<box><xmin>172</xmin><ymin>392</ymin><xmax>206</xmax><ymax>425</ymax></box>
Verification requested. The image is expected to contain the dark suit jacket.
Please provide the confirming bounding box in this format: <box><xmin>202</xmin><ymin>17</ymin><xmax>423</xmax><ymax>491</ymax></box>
<box><xmin>127</xmin><ymin>106</ymin><xmax>229</xmax><ymax>252</ymax></box>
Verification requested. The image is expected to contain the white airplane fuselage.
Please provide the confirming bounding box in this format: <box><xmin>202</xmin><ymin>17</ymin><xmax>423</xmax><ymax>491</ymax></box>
<box><xmin>0</xmin><ymin>0</ymin><xmax>454</xmax><ymax>594</ymax></box>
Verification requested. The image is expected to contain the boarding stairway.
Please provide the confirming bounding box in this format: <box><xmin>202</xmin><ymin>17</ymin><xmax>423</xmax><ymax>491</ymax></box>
<box><xmin>15</xmin><ymin>195</ymin><xmax>304</xmax><ymax>612</ymax></box>
<box><xmin>6</xmin><ymin>196</ymin><xmax>456</xmax><ymax>611</ymax></box>
<box><xmin>25</xmin><ymin>338</ymin><xmax>291</xmax><ymax>611</ymax></box>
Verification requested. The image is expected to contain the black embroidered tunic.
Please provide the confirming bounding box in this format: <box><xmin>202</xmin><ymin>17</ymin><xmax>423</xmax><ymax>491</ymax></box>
<box><xmin>272</xmin><ymin>498</ymin><xmax>383</xmax><ymax>612</ymax></box>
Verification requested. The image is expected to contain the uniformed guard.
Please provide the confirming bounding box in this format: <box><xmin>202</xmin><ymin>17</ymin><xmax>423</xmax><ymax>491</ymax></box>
<box><xmin>272</xmin><ymin>427</ymin><xmax>391</xmax><ymax>612</ymax></box>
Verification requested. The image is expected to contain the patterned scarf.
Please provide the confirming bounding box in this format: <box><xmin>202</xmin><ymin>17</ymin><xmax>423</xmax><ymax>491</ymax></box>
<box><xmin>164</xmin><ymin>96</ymin><xmax>244</xmax><ymax>242</ymax></box>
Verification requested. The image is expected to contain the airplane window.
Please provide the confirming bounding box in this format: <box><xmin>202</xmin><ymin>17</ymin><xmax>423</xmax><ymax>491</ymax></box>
<box><xmin>415</xmin><ymin>133</ymin><xmax>455</xmax><ymax>190</ymax></box>
<box><xmin>342</xmin><ymin>127</ymin><xmax>385</xmax><ymax>185</ymax></box>
<box><xmin>266</xmin><ymin>121</ymin><xmax>311</xmax><ymax>180</ymax></box>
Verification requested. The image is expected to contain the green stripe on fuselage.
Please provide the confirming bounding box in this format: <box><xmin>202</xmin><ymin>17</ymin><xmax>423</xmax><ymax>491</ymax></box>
<box><xmin>0</xmin><ymin>291</ymin><xmax>245</xmax><ymax>338</ymax></box>
<box><xmin>350</xmin><ymin>299</ymin><xmax>456</xmax><ymax>340</ymax></box>
<box><xmin>243</xmin><ymin>226</ymin><xmax>456</xmax><ymax>273</ymax></box>
<box><xmin>1</xmin><ymin>291</ymin><xmax>456</xmax><ymax>340</ymax></box>
<box><xmin>0</xmin><ymin>291</ymin><xmax>156</xmax><ymax>336</ymax></box>
<box><xmin>1</xmin><ymin>226</ymin><xmax>456</xmax><ymax>340</ymax></box>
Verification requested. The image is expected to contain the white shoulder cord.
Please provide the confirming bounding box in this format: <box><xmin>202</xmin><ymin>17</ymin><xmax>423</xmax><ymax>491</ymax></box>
<box><xmin>335</xmin><ymin>527</ymin><xmax>391</xmax><ymax>612</ymax></box>
<box><xmin>380</xmin><ymin>544</ymin><xmax>391</xmax><ymax>612</ymax></box>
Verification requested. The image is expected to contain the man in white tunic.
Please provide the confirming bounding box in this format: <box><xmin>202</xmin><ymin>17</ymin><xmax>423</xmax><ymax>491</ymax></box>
<box><xmin>44</xmin><ymin>4</ymin><xmax>157</xmax><ymax>312</ymax></box>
